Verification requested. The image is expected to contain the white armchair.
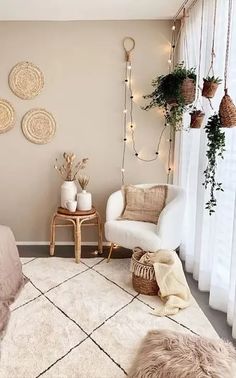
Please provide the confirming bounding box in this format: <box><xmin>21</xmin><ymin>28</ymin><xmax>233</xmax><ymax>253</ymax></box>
<box><xmin>105</xmin><ymin>184</ymin><xmax>185</xmax><ymax>262</ymax></box>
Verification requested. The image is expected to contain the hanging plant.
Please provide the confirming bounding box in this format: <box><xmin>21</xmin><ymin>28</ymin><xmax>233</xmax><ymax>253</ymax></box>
<box><xmin>202</xmin><ymin>76</ymin><xmax>222</xmax><ymax>99</ymax></box>
<box><xmin>218</xmin><ymin>0</ymin><xmax>236</xmax><ymax>127</ymax></box>
<box><xmin>219</xmin><ymin>89</ymin><xmax>236</xmax><ymax>127</ymax></box>
<box><xmin>203</xmin><ymin>114</ymin><xmax>225</xmax><ymax>215</ymax></box>
<box><xmin>143</xmin><ymin>63</ymin><xmax>196</xmax><ymax>130</ymax></box>
<box><xmin>190</xmin><ymin>108</ymin><xmax>205</xmax><ymax>129</ymax></box>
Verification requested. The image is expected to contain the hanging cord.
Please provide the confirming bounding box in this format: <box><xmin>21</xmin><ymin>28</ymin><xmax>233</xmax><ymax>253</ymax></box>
<box><xmin>123</xmin><ymin>37</ymin><xmax>135</xmax><ymax>63</ymax></box>
<box><xmin>205</xmin><ymin>0</ymin><xmax>218</xmax><ymax>110</ymax></box>
<box><xmin>183</xmin><ymin>8</ymin><xmax>190</xmax><ymax>69</ymax></box>
<box><xmin>174</xmin><ymin>16</ymin><xmax>185</xmax><ymax>57</ymax></box>
<box><xmin>224</xmin><ymin>0</ymin><xmax>233</xmax><ymax>93</ymax></box>
<box><xmin>191</xmin><ymin>0</ymin><xmax>206</xmax><ymax>111</ymax></box>
<box><xmin>197</xmin><ymin>0</ymin><xmax>204</xmax><ymax>100</ymax></box>
<box><xmin>206</xmin><ymin>0</ymin><xmax>217</xmax><ymax>78</ymax></box>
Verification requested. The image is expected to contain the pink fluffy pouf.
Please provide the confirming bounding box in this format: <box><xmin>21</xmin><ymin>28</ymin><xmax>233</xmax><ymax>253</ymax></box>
<box><xmin>128</xmin><ymin>329</ymin><xmax>236</xmax><ymax>378</ymax></box>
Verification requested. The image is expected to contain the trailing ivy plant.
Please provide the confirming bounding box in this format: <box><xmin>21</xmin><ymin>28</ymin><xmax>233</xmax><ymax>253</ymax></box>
<box><xmin>203</xmin><ymin>114</ymin><xmax>225</xmax><ymax>215</ymax></box>
<box><xmin>143</xmin><ymin>63</ymin><xmax>196</xmax><ymax>129</ymax></box>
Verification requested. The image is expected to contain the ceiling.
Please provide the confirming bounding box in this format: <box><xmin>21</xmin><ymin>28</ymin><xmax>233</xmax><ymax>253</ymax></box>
<box><xmin>0</xmin><ymin>0</ymin><xmax>183</xmax><ymax>21</ymax></box>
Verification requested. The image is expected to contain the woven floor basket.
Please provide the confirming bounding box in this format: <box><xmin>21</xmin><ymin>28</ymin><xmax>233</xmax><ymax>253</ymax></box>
<box><xmin>202</xmin><ymin>80</ymin><xmax>219</xmax><ymax>99</ymax></box>
<box><xmin>130</xmin><ymin>249</ymin><xmax>159</xmax><ymax>296</ymax></box>
<box><xmin>219</xmin><ymin>90</ymin><xmax>236</xmax><ymax>127</ymax></box>
<box><xmin>181</xmin><ymin>78</ymin><xmax>196</xmax><ymax>105</ymax></box>
<box><xmin>190</xmin><ymin>111</ymin><xmax>205</xmax><ymax>129</ymax></box>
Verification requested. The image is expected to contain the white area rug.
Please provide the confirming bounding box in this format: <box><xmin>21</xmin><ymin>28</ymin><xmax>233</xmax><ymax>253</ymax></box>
<box><xmin>0</xmin><ymin>257</ymin><xmax>219</xmax><ymax>378</ymax></box>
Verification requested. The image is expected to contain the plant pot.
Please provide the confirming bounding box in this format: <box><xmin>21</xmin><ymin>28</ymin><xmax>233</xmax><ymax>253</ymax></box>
<box><xmin>190</xmin><ymin>110</ymin><xmax>205</xmax><ymax>129</ymax></box>
<box><xmin>61</xmin><ymin>181</ymin><xmax>77</xmax><ymax>209</ymax></box>
<box><xmin>166</xmin><ymin>98</ymin><xmax>178</xmax><ymax>106</ymax></box>
<box><xmin>181</xmin><ymin>78</ymin><xmax>196</xmax><ymax>105</ymax></box>
<box><xmin>219</xmin><ymin>90</ymin><xmax>236</xmax><ymax>128</ymax></box>
<box><xmin>77</xmin><ymin>190</ymin><xmax>92</xmax><ymax>211</ymax></box>
<box><xmin>202</xmin><ymin>80</ymin><xmax>219</xmax><ymax>98</ymax></box>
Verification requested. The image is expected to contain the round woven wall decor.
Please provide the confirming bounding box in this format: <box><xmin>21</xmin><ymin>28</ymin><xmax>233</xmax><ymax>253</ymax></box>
<box><xmin>9</xmin><ymin>61</ymin><xmax>44</xmax><ymax>99</ymax></box>
<box><xmin>21</xmin><ymin>108</ymin><xmax>56</xmax><ymax>144</ymax></box>
<box><xmin>0</xmin><ymin>99</ymin><xmax>15</xmax><ymax>134</ymax></box>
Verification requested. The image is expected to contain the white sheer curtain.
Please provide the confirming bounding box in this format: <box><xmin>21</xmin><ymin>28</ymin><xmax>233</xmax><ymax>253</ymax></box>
<box><xmin>175</xmin><ymin>0</ymin><xmax>236</xmax><ymax>338</ymax></box>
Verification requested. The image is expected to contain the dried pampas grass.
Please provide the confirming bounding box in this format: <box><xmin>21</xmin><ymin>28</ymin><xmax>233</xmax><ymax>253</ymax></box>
<box><xmin>54</xmin><ymin>152</ymin><xmax>88</xmax><ymax>181</ymax></box>
<box><xmin>78</xmin><ymin>175</ymin><xmax>90</xmax><ymax>190</ymax></box>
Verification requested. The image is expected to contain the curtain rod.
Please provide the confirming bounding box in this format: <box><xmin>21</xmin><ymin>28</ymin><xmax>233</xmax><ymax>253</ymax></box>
<box><xmin>173</xmin><ymin>0</ymin><xmax>190</xmax><ymax>20</ymax></box>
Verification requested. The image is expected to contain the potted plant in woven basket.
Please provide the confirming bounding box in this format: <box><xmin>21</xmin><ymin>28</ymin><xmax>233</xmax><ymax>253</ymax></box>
<box><xmin>203</xmin><ymin>114</ymin><xmax>225</xmax><ymax>215</ymax></box>
<box><xmin>190</xmin><ymin>108</ymin><xmax>205</xmax><ymax>129</ymax></box>
<box><xmin>202</xmin><ymin>76</ymin><xmax>222</xmax><ymax>99</ymax></box>
<box><xmin>143</xmin><ymin>63</ymin><xmax>196</xmax><ymax>130</ymax></box>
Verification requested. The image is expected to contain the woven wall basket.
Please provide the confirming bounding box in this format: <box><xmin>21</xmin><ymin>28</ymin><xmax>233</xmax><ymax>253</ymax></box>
<box><xmin>219</xmin><ymin>90</ymin><xmax>236</xmax><ymax>127</ymax></box>
<box><xmin>21</xmin><ymin>108</ymin><xmax>56</xmax><ymax>144</ymax></box>
<box><xmin>9</xmin><ymin>62</ymin><xmax>44</xmax><ymax>100</ymax></box>
<box><xmin>130</xmin><ymin>248</ymin><xmax>159</xmax><ymax>296</ymax></box>
<box><xmin>0</xmin><ymin>99</ymin><xmax>15</xmax><ymax>134</ymax></box>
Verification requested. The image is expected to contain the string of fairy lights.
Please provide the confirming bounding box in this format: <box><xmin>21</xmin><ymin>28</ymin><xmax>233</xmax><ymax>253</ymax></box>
<box><xmin>121</xmin><ymin>23</ymin><xmax>177</xmax><ymax>185</ymax></box>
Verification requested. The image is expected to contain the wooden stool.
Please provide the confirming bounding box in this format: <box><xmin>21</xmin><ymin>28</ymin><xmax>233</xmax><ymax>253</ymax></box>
<box><xmin>49</xmin><ymin>207</ymin><xmax>103</xmax><ymax>263</ymax></box>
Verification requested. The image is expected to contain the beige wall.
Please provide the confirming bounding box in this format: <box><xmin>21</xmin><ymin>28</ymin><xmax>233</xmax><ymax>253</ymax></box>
<box><xmin>0</xmin><ymin>20</ymin><xmax>172</xmax><ymax>243</ymax></box>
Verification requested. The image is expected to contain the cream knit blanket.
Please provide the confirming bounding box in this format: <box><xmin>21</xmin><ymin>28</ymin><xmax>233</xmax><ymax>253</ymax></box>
<box><xmin>139</xmin><ymin>250</ymin><xmax>191</xmax><ymax>316</ymax></box>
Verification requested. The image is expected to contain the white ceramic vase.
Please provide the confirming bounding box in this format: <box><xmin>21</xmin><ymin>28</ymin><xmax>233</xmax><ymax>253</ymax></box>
<box><xmin>77</xmin><ymin>190</ymin><xmax>92</xmax><ymax>211</ymax></box>
<box><xmin>61</xmin><ymin>181</ymin><xmax>77</xmax><ymax>208</ymax></box>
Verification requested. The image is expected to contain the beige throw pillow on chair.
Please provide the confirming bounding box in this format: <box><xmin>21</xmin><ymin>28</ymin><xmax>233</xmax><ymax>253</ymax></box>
<box><xmin>120</xmin><ymin>185</ymin><xmax>167</xmax><ymax>224</ymax></box>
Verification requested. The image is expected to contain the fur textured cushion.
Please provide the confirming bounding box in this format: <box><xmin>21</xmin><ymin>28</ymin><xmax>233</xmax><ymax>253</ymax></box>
<box><xmin>129</xmin><ymin>330</ymin><xmax>236</xmax><ymax>378</ymax></box>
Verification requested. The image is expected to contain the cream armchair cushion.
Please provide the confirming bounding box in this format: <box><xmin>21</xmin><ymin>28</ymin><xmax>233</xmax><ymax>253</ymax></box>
<box><xmin>105</xmin><ymin>184</ymin><xmax>185</xmax><ymax>252</ymax></box>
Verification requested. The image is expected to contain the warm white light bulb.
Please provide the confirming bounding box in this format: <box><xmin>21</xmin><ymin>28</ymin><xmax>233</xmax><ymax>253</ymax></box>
<box><xmin>123</xmin><ymin>109</ymin><xmax>127</xmax><ymax>114</ymax></box>
<box><xmin>121</xmin><ymin>168</ymin><xmax>125</xmax><ymax>172</ymax></box>
<box><xmin>172</xmin><ymin>25</ymin><xmax>176</xmax><ymax>31</ymax></box>
<box><xmin>168</xmin><ymin>59</ymin><xmax>172</xmax><ymax>64</ymax></box>
<box><xmin>127</xmin><ymin>63</ymin><xmax>132</xmax><ymax>70</ymax></box>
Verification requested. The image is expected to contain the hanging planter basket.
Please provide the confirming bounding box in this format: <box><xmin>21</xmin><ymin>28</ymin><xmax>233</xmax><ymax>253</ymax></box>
<box><xmin>181</xmin><ymin>78</ymin><xmax>196</xmax><ymax>105</ymax></box>
<box><xmin>202</xmin><ymin>79</ymin><xmax>219</xmax><ymax>99</ymax></box>
<box><xmin>143</xmin><ymin>63</ymin><xmax>196</xmax><ymax>130</ymax></box>
<box><xmin>166</xmin><ymin>78</ymin><xmax>195</xmax><ymax>107</ymax></box>
<box><xmin>190</xmin><ymin>110</ymin><xmax>205</xmax><ymax>129</ymax></box>
<box><xmin>166</xmin><ymin>98</ymin><xmax>178</xmax><ymax>106</ymax></box>
<box><xmin>219</xmin><ymin>89</ymin><xmax>236</xmax><ymax>127</ymax></box>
